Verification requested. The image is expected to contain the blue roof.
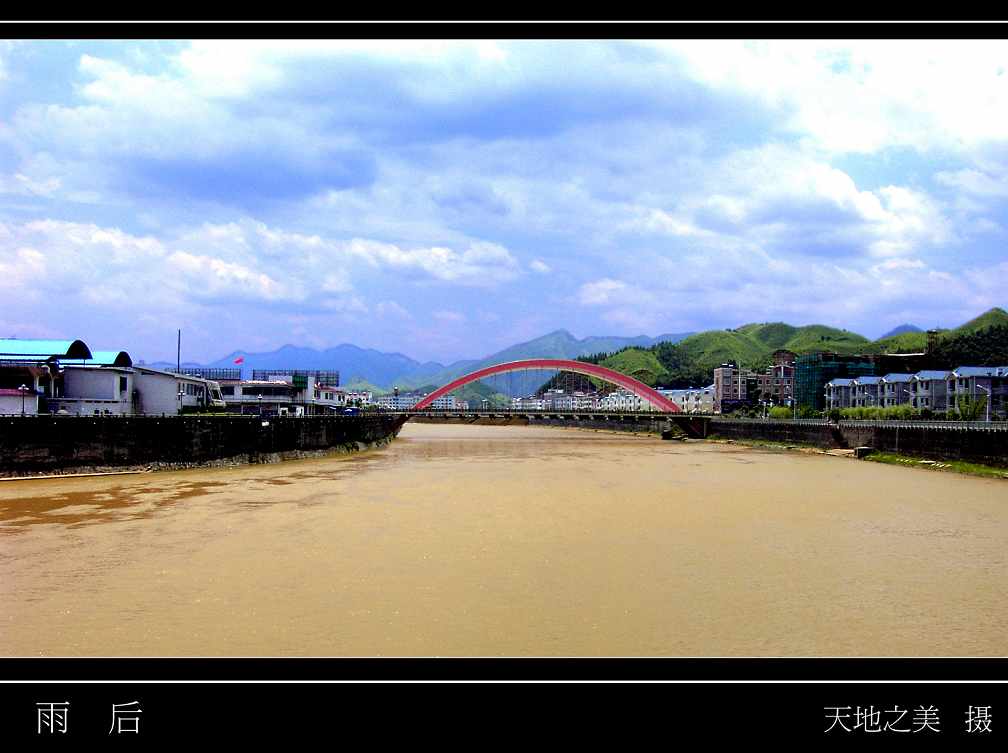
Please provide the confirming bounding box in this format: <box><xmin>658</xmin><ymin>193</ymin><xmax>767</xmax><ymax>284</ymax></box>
<box><xmin>0</xmin><ymin>338</ymin><xmax>92</xmax><ymax>360</ymax></box>
<box><xmin>953</xmin><ymin>366</ymin><xmax>1008</xmax><ymax>377</ymax></box>
<box><xmin>852</xmin><ymin>375</ymin><xmax>881</xmax><ymax>384</ymax></box>
<box><xmin>826</xmin><ymin>378</ymin><xmax>854</xmax><ymax>386</ymax></box>
<box><xmin>913</xmin><ymin>370</ymin><xmax>950</xmax><ymax>380</ymax></box>
<box><xmin>80</xmin><ymin>351</ymin><xmax>133</xmax><ymax>367</ymax></box>
<box><xmin>881</xmin><ymin>373</ymin><xmax>913</xmax><ymax>382</ymax></box>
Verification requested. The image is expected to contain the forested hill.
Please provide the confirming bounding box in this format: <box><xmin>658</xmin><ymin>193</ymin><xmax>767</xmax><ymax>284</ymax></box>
<box><xmin>579</xmin><ymin>308</ymin><xmax>1008</xmax><ymax>389</ymax></box>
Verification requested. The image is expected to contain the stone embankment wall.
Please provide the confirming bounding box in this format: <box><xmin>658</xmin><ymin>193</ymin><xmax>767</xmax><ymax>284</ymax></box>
<box><xmin>709</xmin><ymin>419</ymin><xmax>1008</xmax><ymax>467</ymax></box>
<box><xmin>708</xmin><ymin>419</ymin><xmax>838</xmax><ymax>448</ymax></box>
<box><xmin>0</xmin><ymin>413</ymin><xmax>408</xmax><ymax>475</ymax></box>
<box><xmin>839</xmin><ymin>423</ymin><xmax>1008</xmax><ymax>467</ymax></box>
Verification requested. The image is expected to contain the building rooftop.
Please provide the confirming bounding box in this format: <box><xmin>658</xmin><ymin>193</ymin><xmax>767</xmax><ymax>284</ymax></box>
<box><xmin>952</xmin><ymin>365</ymin><xmax>1008</xmax><ymax>377</ymax></box>
<box><xmin>881</xmin><ymin>373</ymin><xmax>914</xmax><ymax>382</ymax></box>
<box><xmin>0</xmin><ymin>338</ymin><xmax>92</xmax><ymax>360</ymax></box>
<box><xmin>132</xmin><ymin>364</ymin><xmax>214</xmax><ymax>381</ymax></box>
<box><xmin>826</xmin><ymin>378</ymin><xmax>854</xmax><ymax>387</ymax></box>
<box><xmin>62</xmin><ymin>364</ymin><xmax>133</xmax><ymax>373</ymax></box>
<box><xmin>79</xmin><ymin>350</ymin><xmax>133</xmax><ymax>367</ymax></box>
<box><xmin>852</xmin><ymin>375</ymin><xmax>882</xmax><ymax>384</ymax></box>
<box><xmin>912</xmin><ymin>370</ymin><xmax>951</xmax><ymax>380</ymax></box>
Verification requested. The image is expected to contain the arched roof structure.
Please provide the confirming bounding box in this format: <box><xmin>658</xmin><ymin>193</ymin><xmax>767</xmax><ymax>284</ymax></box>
<box><xmin>0</xmin><ymin>338</ymin><xmax>92</xmax><ymax>362</ymax></box>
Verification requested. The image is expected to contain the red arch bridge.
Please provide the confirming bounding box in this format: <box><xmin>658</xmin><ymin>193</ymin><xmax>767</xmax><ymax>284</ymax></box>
<box><xmin>402</xmin><ymin>359</ymin><xmax>711</xmax><ymax>438</ymax></box>
<box><xmin>413</xmin><ymin>358</ymin><xmax>678</xmax><ymax>412</ymax></box>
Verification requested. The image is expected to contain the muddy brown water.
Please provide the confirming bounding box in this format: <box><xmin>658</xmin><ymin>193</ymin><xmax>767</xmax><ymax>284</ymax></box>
<box><xmin>1</xmin><ymin>422</ymin><xmax>1006</xmax><ymax>656</ymax></box>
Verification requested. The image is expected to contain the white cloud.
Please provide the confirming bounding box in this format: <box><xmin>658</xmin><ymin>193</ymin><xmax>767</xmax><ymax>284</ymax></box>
<box><xmin>375</xmin><ymin>300</ymin><xmax>411</xmax><ymax>319</ymax></box>
<box><xmin>671</xmin><ymin>145</ymin><xmax>955</xmax><ymax>259</ymax></box>
<box><xmin>0</xmin><ymin>41</ymin><xmax>1005</xmax><ymax>357</ymax></box>
<box><xmin>654</xmin><ymin>40</ymin><xmax>1008</xmax><ymax>154</ymax></box>
<box><xmin>433</xmin><ymin>310</ymin><xmax>466</xmax><ymax>324</ymax></box>
<box><xmin>343</xmin><ymin>238</ymin><xmax>519</xmax><ymax>284</ymax></box>
<box><xmin>578</xmin><ymin>278</ymin><xmax>650</xmax><ymax>306</ymax></box>
<box><xmin>166</xmin><ymin>251</ymin><xmax>296</xmax><ymax>302</ymax></box>
<box><xmin>935</xmin><ymin>168</ymin><xmax>1008</xmax><ymax>198</ymax></box>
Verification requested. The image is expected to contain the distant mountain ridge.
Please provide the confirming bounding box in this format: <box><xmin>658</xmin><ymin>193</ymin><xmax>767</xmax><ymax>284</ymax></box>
<box><xmin>391</xmin><ymin>329</ymin><xmax>694</xmax><ymax>390</ymax></box>
<box><xmin>186</xmin><ymin>329</ymin><xmax>694</xmax><ymax>390</ymax></box>
<box><xmin>879</xmin><ymin>323</ymin><xmax>923</xmax><ymax>339</ymax></box>
<box><xmin>140</xmin><ymin>307</ymin><xmax>1008</xmax><ymax>392</ymax></box>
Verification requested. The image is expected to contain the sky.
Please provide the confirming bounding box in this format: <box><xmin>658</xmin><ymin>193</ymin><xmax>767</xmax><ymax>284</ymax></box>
<box><xmin>1</xmin><ymin>38</ymin><xmax>1007</xmax><ymax>364</ymax></box>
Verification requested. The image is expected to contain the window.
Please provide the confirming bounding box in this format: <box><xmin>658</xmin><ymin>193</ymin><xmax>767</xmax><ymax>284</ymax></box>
<box><xmin>119</xmin><ymin>376</ymin><xmax>128</xmax><ymax>394</ymax></box>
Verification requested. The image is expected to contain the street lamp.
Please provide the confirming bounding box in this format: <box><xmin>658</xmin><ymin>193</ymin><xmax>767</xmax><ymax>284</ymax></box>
<box><xmin>177</xmin><ymin>389</ymin><xmax>184</xmax><ymax>416</ymax></box>
<box><xmin>976</xmin><ymin>384</ymin><xmax>991</xmax><ymax>423</ymax></box>
<box><xmin>19</xmin><ymin>384</ymin><xmax>28</xmax><ymax>415</ymax></box>
<box><xmin>258</xmin><ymin>393</ymin><xmax>263</xmax><ymax>417</ymax></box>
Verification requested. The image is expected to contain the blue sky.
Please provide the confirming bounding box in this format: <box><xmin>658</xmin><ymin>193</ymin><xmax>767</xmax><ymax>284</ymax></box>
<box><xmin>1</xmin><ymin>39</ymin><xmax>1007</xmax><ymax>363</ymax></box>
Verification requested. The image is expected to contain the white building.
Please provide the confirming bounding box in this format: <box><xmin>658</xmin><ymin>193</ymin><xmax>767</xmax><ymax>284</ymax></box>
<box><xmin>512</xmin><ymin>396</ymin><xmax>545</xmax><ymax>410</ymax></box>
<box><xmin>430</xmin><ymin>394</ymin><xmax>458</xmax><ymax>410</ymax></box>
<box><xmin>311</xmin><ymin>383</ymin><xmax>347</xmax><ymax>412</ymax></box>
<box><xmin>375</xmin><ymin>392</ymin><xmax>423</xmax><ymax>410</ymax></box>
<box><xmin>50</xmin><ymin>364</ymin><xmax>224</xmax><ymax>416</ymax></box>
<box><xmin>599</xmin><ymin>390</ymin><xmax>652</xmax><ymax>411</ymax></box>
<box><xmin>219</xmin><ymin>379</ymin><xmax>299</xmax><ymax>414</ymax></box>
<box><xmin>344</xmin><ymin>390</ymin><xmax>373</xmax><ymax>406</ymax></box>
<box><xmin>375</xmin><ymin>392</ymin><xmax>461</xmax><ymax>410</ymax></box>
<box><xmin>59</xmin><ymin>365</ymin><xmax>136</xmax><ymax>415</ymax></box>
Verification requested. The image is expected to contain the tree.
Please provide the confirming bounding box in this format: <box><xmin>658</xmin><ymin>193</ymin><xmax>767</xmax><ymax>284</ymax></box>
<box><xmin>954</xmin><ymin>395</ymin><xmax>987</xmax><ymax>421</ymax></box>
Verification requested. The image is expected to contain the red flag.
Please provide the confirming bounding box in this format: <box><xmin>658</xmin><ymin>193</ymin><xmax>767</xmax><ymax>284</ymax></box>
<box><xmin>234</xmin><ymin>356</ymin><xmax>245</xmax><ymax>364</ymax></box>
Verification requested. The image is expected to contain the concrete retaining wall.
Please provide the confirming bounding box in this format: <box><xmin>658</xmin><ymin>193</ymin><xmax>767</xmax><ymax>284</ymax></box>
<box><xmin>0</xmin><ymin>413</ymin><xmax>408</xmax><ymax>474</ymax></box>
<box><xmin>840</xmin><ymin>423</ymin><xmax>1008</xmax><ymax>467</ymax></box>
<box><xmin>709</xmin><ymin>419</ymin><xmax>838</xmax><ymax>448</ymax></box>
<box><xmin>709</xmin><ymin>419</ymin><xmax>1008</xmax><ymax>467</ymax></box>
<box><xmin>410</xmin><ymin>413</ymin><xmax>672</xmax><ymax>435</ymax></box>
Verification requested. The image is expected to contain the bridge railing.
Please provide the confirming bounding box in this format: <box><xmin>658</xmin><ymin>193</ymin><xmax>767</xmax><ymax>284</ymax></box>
<box><xmin>836</xmin><ymin>419</ymin><xmax>1008</xmax><ymax>431</ymax></box>
<box><xmin>710</xmin><ymin>416</ymin><xmax>829</xmax><ymax>426</ymax></box>
<box><xmin>399</xmin><ymin>408</ymin><xmax>682</xmax><ymax>416</ymax></box>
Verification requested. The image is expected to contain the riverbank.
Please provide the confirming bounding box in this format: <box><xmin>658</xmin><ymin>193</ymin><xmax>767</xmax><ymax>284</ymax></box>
<box><xmin>863</xmin><ymin>451</ymin><xmax>1008</xmax><ymax>480</ymax></box>
<box><xmin>0</xmin><ymin>433</ymin><xmax>399</xmax><ymax>480</ymax></box>
<box><xmin>0</xmin><ymin>413</ymin><xmax>407</xmax><ymax>478</ymax></box>
<box><xmin>707</xmin><ymin>435</ymin><xmax>1008</xmax><ymax>480</ymax></box>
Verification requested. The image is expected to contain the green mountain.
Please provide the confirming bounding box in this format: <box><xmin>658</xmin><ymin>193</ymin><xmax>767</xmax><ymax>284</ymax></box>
<box><xmin>733</xmin><ymin>322</ymin><xmax>799</xmax><ymax>350</ymax></box>
<box><xmin>879</xmin><ymin>323</ymin><xmax>923</xmax><ymax>339</ymax></box>
<box><xmin>874</xmin><ymin>330</ymin><xmax>932</xmax><ymax>353</ymax></box>
<box><xmin>341</xmin><ymin>377</ymin><xmax>389</xmax><ymax>396</ymax></box>
<box><xmin>643</xmin><ymin>310</ymin><xmax>1005</xmax><ymax>388</ymax></box>
<box><xmin>779</xmin><ymin>324</ymin><xmax>873</xmax><ymax>354</ymax></box>
<box><xmin>599</xmin><ymin>348</ymin><xmax>669</xmax><ymax>387</ymax></box>
<box><xmin>873</xmin><ymin>307</ymin><xmax>1008</xmax><ymax>354</ymax></box>
<box><xmin>956</xmin><ymin>307</ymin><xmax>1008</xmax><ymax>335</ymax></box>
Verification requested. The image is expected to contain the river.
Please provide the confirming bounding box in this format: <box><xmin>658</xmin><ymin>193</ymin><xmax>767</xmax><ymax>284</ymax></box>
<box><xmin>2</xmin><ymin>422</ymin><xmax>1006</xmax><ymax>656</ymax></box>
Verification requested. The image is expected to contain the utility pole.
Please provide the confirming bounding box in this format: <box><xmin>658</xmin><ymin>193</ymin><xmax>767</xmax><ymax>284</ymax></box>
<box><xmin>177</xmin><ymin>329</ymin><xmax>181</xmax><ymax>373</ymax></box>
